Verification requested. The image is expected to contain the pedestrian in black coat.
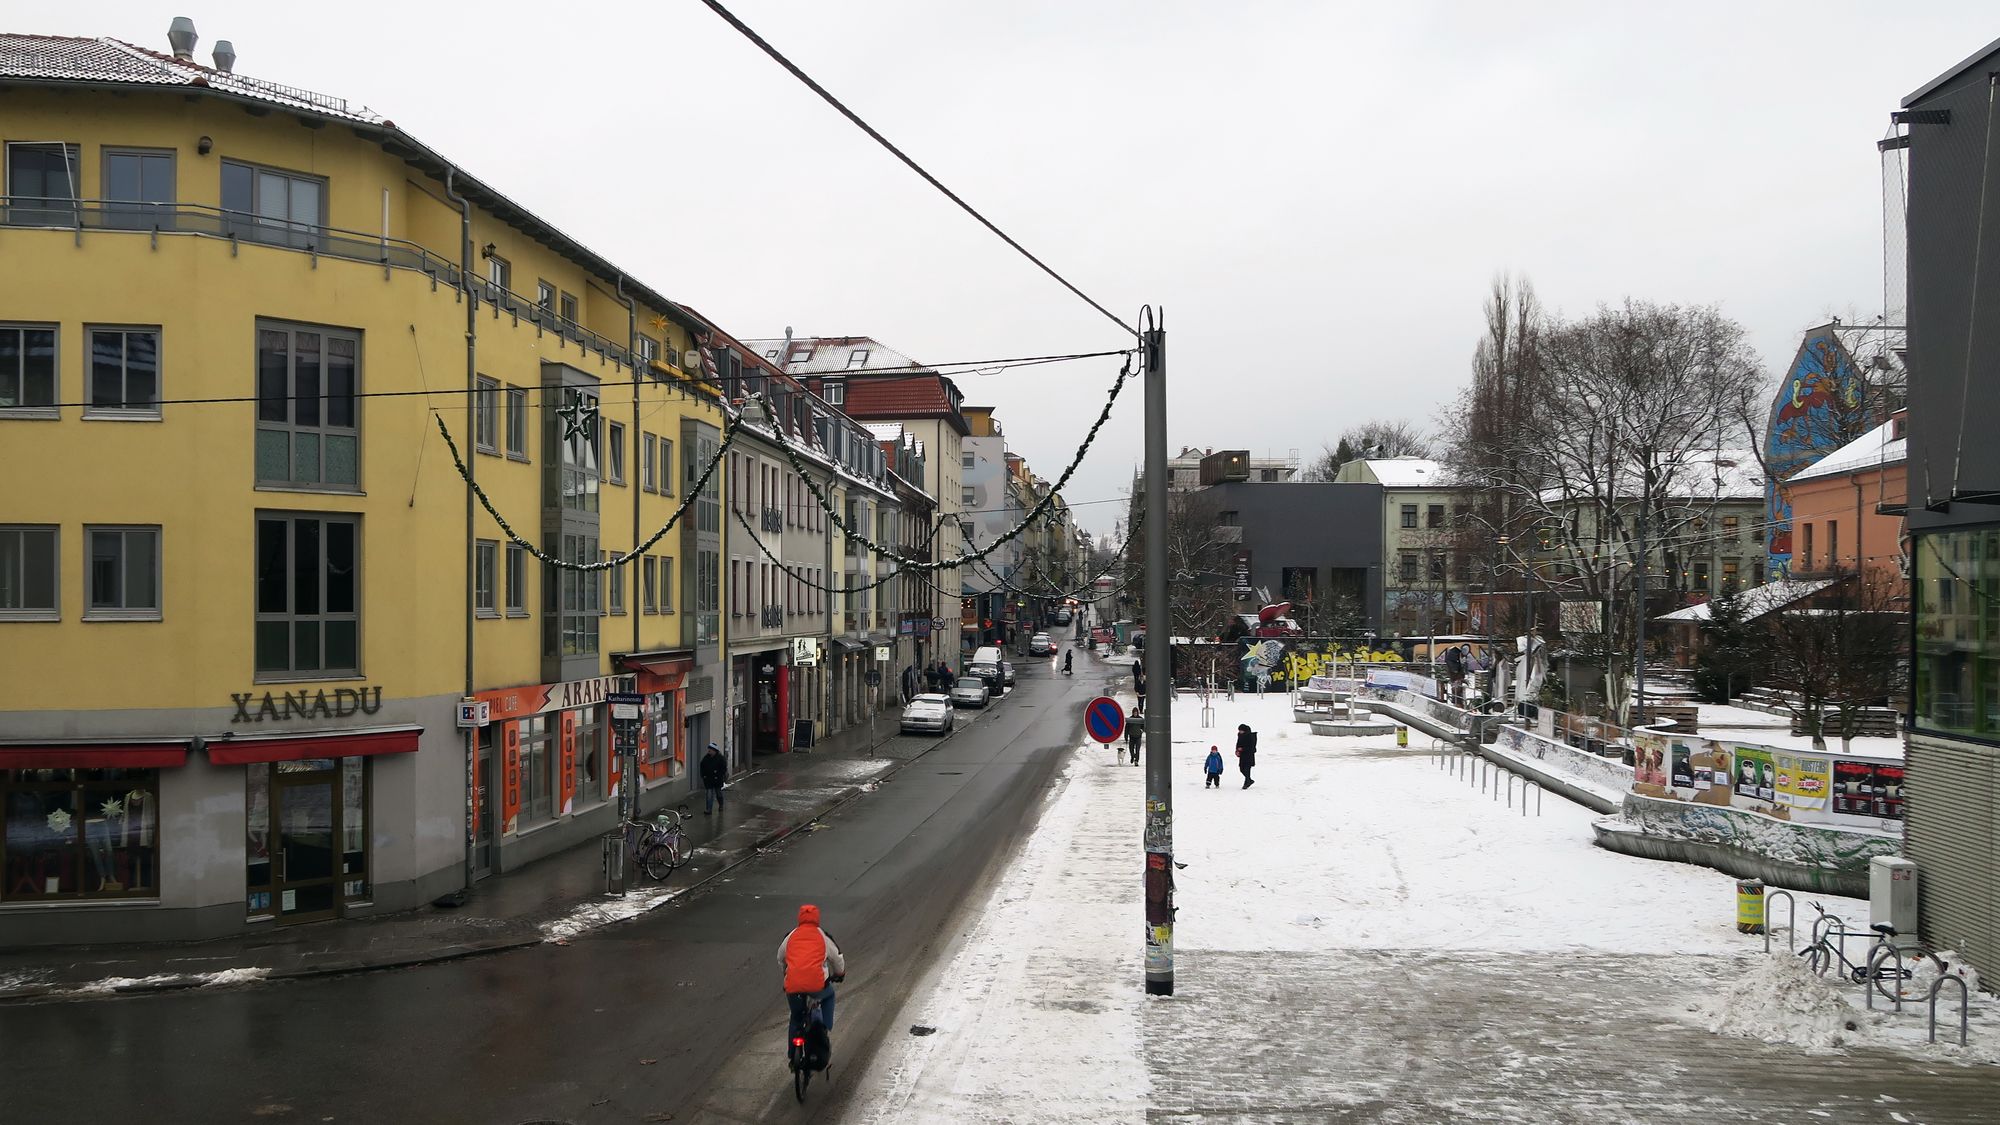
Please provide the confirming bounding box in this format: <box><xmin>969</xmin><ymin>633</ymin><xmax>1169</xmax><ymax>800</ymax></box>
<box><xmin>699</xmin><ymin>743</ymin><xmax>728</xmax><ymax>814</ymax></box>
<box><xmin>1234</xmin><ymin>723</ymin><xmax>1257</xmax><ymax>788</ymax></box>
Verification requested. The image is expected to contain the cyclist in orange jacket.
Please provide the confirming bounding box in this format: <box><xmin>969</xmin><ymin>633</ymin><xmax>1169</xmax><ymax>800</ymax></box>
<box><xmin>778</xmin><ymin>903</ymin><xmax>847</xmax><ymax>1057</ymax></box>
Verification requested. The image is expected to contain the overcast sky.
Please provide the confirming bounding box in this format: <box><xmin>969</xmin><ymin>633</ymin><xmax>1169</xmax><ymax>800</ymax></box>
<box><xmin>41</xmin><ymin>2</ymin><xmax>1998</xmax><ymax>537</ymax></box>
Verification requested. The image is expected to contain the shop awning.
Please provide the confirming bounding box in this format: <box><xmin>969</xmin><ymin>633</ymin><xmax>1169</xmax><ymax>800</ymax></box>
<box><xmin>617</xmin><ymin>652</ymin><xmax>692</xmax><ymax>677</ymax></box>
<box><xmin>831</xmin><ymin>637</ymin><xmax>865</xmax><ymax>652</ymax></box>
<box><xmin>206</xmin><ymin>727</ymin><xmax>422</xmax><ymax>766</ymax></box>
<box><xmin>0</xmin><ymin>743</ymin><xmax>189</xmax><ymax>769</ymax></box>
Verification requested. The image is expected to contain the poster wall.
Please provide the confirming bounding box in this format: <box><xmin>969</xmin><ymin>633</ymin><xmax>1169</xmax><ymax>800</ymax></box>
<box><xmin>1773</xmin><ymin>752</ymin><xmax>1831</xmax><ymax>812</ymax></box>
<box><xmin>1732</xmin><ymin>745</ymin><xmax>1777</xmax><ymax>803</ymax></box>
<box><xmin>1833</xmin><ymin>760</ymin><xmax>1906</xmax><ymax>820</ymax></box>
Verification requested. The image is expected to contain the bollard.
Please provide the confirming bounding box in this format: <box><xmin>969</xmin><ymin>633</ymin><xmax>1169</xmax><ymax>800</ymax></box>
<box><xmin>603</xmin><ymin>830</ymin><xmax>627</xmax><ymax>897</ymax></box>
<box><xmin>1736</xmin><ymin>878</ymin><xmax>1765</xmax><ymax>935</ymax></box>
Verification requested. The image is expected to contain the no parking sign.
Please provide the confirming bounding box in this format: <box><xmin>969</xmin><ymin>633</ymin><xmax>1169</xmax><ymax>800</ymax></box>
<box><xmin>1084</xmin><ymin>696</ymin><xmax>1126</xmax><ymax>744</ymax></box>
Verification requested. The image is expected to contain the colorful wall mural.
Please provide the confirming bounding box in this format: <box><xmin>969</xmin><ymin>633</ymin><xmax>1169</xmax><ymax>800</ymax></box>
<box><xmin>1765</xmin><ymin>327</ymin><xmax>1867</xmax><ymax>578</ymax></box>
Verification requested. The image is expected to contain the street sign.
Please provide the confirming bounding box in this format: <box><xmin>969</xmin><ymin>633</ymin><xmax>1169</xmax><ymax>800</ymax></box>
<box><xmin>607</xmin><ymin>691</ymin><xmax>644</xmax><ymax>722</ymax></box>
<box><xmin>874</xmin><ymin>645</ymin><xmax>891</xmax><ymax>662</ymax></box>
<box><xmin>1084</xmin><ymin>695</ymin><xmax>1126</xmax><ymax>744</ymax></box>
<box><xmin>866</xmin><ymin>669</ymin><xmax>882</xmax><ymax>687</ymax></box>
<box><xmin>455</xmin><ymin>699</ymin><xmax>491</xmax><ymax>729</ymax></box>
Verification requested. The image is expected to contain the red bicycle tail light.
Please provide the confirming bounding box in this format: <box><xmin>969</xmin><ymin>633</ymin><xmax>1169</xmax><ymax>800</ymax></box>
<box><xmin>792</xmin><ymin>1037</ymin><xmax>805</xmax><ymax>1047</ymax></box>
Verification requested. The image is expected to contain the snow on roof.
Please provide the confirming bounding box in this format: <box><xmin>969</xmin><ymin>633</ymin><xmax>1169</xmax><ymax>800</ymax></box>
<box><xmin>1655</xmin><ymin>577</ymin><xmax>1837</xmax><ymax>623</ymax></box>
<box><xmin>1786</xmin><ymin>417</ymin><xmax>1907</xmax><ymax>484</ymax></box>
<box><xmin>740</xmin><ymin>336</ymin><xmax>926</xmax><ymax>376</ymax></box>
<box><xmin>1357</xmin><ymin>458</ymin><xmax>1447</xmax><ymax>489</ymax></box>
<box><xmin>0</xmin><ymin>34</ymin><xmax>389</xmax><ymax>124</ymax></box>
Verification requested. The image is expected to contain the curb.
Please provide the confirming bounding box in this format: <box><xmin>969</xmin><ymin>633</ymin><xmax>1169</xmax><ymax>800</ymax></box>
<box><xmin>4</xmin><ymin>701</ymin><xmax>987</xmax><ymax>1003</ymax></box>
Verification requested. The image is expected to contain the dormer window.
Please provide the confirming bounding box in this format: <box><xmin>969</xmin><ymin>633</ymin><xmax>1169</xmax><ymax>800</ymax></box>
<box><xmin>823</xmin><ymin>380</ymin><xmax>846</xmax><ymax>405</ymax></box>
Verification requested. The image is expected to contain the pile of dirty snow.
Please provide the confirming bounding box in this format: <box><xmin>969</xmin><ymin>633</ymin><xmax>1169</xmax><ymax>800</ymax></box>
<box><xmin>1691</xmin><ymin>952</ymin><xmax>1876</xmax><ymax>1051</ymax></box>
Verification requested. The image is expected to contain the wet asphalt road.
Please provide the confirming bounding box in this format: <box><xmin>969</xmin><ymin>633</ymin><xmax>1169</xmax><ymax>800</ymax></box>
<box><xmin>4</xmin><ymin>651</ymin><xmax>1110</xmax><ymax>1125</ymax></box>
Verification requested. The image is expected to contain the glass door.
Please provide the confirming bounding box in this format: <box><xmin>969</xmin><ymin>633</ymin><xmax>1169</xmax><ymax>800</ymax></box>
<box><xmin>473</xmin><ymin>727</ymin><xmax>495</xmax><ymax>880</ymax></box>
<box><xmin>274</xmin><ymin>767</ymin><xmax>338</xmax><ymax>923</ymax></box>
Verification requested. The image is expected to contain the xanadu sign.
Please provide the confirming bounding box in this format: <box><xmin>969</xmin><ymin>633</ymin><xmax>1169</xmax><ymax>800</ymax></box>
<box><xmin>231</xmin><ymin>686</ymin><xmax>385</xmax><ymax>723</ymax></box>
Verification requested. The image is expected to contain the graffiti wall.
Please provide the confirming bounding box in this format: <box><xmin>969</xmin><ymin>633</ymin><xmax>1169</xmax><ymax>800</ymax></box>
<box><xmin>1765</xmin><ymin>329</ymin><xmax>1865</xmax><ymax>577</ymax></box>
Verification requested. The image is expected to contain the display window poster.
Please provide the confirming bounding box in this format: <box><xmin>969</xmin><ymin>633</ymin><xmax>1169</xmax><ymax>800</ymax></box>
<box><xmin>1732</xmin><ymin>745</ymin><xmax>1776</xmax><ymax>802</ymax></box>
<box><xmin>1833</xmin><ymin>760</ymin><xmax>1906</xmax><ymax>820</ymax></box>
<box><xmin>1774</xmin><ymin>752</ymin><xmax>1831</xmax><ymax>811</ymax></box>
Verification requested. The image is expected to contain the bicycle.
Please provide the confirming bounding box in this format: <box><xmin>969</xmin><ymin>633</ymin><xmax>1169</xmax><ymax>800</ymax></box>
<box><xmin>787</xmin><ymin>991</ymin><xmax>832</xmax><ymax>1102</ymax></box>
<box><xmin>626</xmin><ymin>805</ymin><xmax>691</xmax><ymax>881</ymax></box>
<box><xmin>1797</xmin><ymin>901</ymin><xmax>1950</xmax><ymax>1004</ymax></box>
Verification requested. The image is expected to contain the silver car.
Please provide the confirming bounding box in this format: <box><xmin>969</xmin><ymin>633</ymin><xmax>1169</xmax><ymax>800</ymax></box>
<box><xmin>900</xmin><ymin>693</ymin><xmax>955</xmax><ymax>734</ymax></box>
<box><xmin>1002</xmin><ymin>660</ymin><xmax>1017</xmax><ymax>686</ymax></box>
<box><xmin>1029</xmin><ymin>633</ymin><xmax>1054</xmax><ymax>656</ymax></box>
<box><xmin>949</xmin><ymin>676</ymin><xmax>991</xmax><ymax>709</ymax></box>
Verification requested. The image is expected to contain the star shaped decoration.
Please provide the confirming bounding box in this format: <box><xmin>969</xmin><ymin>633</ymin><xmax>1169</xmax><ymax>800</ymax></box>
<box><xmin>101</xmin><ymin>797</ymin><xmax>124</xmax><ymax>818</ymax></box>
<box><xmin>555</xmin><ymin>397</ymin><xmax>598</xmax><ymax>445</ymax></box>
<box><xmin>47</xmin><ymin>808</ymin><xmax>73</xmax><ymax>834</ymax></box>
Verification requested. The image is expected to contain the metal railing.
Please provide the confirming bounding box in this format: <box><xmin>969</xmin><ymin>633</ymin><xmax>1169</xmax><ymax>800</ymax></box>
<box><xmin>761</xmin><ymin>605</ymin><xmax>784</xmax><ymax>628</ymax></box>
<box><xmin>761</xmin><ymin>508</ymin><xmax>785</xmax><ymax>533</ymax></box>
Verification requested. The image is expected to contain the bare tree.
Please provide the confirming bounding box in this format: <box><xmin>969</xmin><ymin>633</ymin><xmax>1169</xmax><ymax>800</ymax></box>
<box><xmin>1126</xmin><ymin>491</ymin><xmax>1237</xmax><ymax>639</ymax></box>
<box><xmin>1300</xmin><ymin>420</ymin><xmax>1434</xmax><ymax>481</ymax></box>
<box><xmin>1442</xmin><ymin>297</ymin><xmax>1765</xmax><ymax>719</ymax></box>
<box><xmin>1763</xmin><ymin>573</ymin><xmax>1907</xmax><ymax>752</ymax></box>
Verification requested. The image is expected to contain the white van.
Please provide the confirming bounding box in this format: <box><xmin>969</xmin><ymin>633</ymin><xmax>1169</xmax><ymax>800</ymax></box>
<box><xmin>967</xmin><ymin>646</ymin><xmax>1005</xmax><ymax>692</ymax></box>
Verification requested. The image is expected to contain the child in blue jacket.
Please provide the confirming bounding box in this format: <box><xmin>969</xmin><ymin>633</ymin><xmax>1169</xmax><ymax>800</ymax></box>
<box><xmin>1203</xmin><ymin>746</ymin><xmax>1225</xmax><ymax>789</ymax></box>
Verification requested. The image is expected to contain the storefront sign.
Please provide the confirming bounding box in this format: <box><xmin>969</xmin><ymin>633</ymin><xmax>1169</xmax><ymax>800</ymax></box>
<box><xmin>231</xmin><ymin>686</ymin><xmax>384</xmax><ymax>724</ymax></box>
<box><xmin>792</xmin><ymin>637</ymin><xmax>821</xmax><ymax>667</ymax></box>
<box><xmin>874</xmin><ymin>645</ymin><xmax>891</xmax><ymax>662</ymax></box>
<box><xmin>456</xmin><ymin>700</ymin><xmax>491</xmax><ymax>729</ymax></box>
<box><xmin>474</xmin><ymin>675</ymin><xmax>635</xmax><ymax>722</ymax></box>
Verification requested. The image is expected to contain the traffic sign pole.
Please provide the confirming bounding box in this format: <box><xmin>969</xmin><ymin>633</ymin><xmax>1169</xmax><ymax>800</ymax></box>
<box><xmin>1141</xmin><ymin>318</ymin><xmax>1174</xmax><ymax>996</ymax></box>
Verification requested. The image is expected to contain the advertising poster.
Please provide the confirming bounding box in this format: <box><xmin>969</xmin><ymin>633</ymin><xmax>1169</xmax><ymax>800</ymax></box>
<box><xmin>1632</xmin><ymin>731</ymin><xmax>1669</xmax><ymax>787</ymax></box>
<box><xmin>1833</xmin><ymin>760</ymin><xmax>1906</xmax><ymax>820</ymax></box>
<box><xmin>1670</xmin><ymin>742</ymin><xmax>1695</xmax><ymax>790</ymax></box>
<box><xmin>1732</xmin><ymin>745</ymin><xmax>1776</xmax><ymax>802</ymax></box>
<box><xmin>1773</xmin><ymin>752</ymin><xmax>1831</xmax><ymax>811</ymax></box>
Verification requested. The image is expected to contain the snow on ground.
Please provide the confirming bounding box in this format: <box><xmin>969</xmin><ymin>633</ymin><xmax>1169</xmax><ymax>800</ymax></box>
<box><xmin>851</xmin><ymin>690</ymin><xmax>2000</xmax><ymax>1122</ymax></box>
<box><xmin>538</xmin><ymin>879</ymin><xmax>689</xmax><ymax>942</ymax></box>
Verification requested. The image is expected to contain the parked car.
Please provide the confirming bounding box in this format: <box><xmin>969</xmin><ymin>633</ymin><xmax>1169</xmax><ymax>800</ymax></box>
<box><xmin>950</xmin><ymin>676</ymin><xmax>991</xmax><ymax>709</ymax></box>
<box><xmin>1029</xmin><ymin>632</ymin><xmax>1054</xmax><ymax>656</ymax></box>
<box><xmin>1002</xmin><ymin>660</ymin><xmax>1017</xmax><ymax>686</ymax></box>
<box><xmin>899</xmin><ymin>693</ymin><xmax>955</xmax><ymax>734</ymax></box>
<box><xmin>967</xmin><ymin>658</ymin><xmax>1004</xmax><ymax>693</ymax></box>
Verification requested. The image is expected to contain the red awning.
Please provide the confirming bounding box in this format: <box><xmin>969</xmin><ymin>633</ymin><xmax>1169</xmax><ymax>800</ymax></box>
<box><xmin>619</xmin><ymin>653</ymin><xmax>691</xmax><ymax>677</ymax></box>
<box><xmin>207</xmin><ymin>727</ymin><xmax>421</xmax><ymax>766</ymax></box>
<box><xmin>0</xmin><ymin>744</ymin><xmax>189</xmax><ymax>769</ymax></box>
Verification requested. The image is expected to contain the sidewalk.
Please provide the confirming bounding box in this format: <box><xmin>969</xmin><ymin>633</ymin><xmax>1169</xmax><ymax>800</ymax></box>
<box><xmin>0</xmin><ymin>709</ymin><xmax>956</xmax><ymax>1002</ymax></box>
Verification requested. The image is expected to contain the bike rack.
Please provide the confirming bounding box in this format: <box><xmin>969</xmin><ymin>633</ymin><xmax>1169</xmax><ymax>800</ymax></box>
<box><xmin>1763</xmin><ymin>889</ymin><xmax>1797</xmax><ymax>954</ymax></box>
<box><xmin>1864</xmin><ymin>943</ymin><xmax>1904</xmax><ymax>1012</ymax></box>
<box><xmin>1519</xmin><ymin>779</ymin><xmax>1542</xmax><ymax>816</ymax></box>
<box><xmin>1929</xmin><ymin>974</ymin><xmax>1971</xmax><ymax>1046</ymax></box>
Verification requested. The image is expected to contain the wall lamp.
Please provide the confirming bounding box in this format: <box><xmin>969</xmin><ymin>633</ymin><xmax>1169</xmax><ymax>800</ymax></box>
<box><xmin>481</xmin><ymin>242</ymin><xmax>497</xmax><ymax>259</ymax></box>
<box><xmin>196</xmin><ymin>135</ymin><xmax>213</xmax><ymax>155</ymax></box>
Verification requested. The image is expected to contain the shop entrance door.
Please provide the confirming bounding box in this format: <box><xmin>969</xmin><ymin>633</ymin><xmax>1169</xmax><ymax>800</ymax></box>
<box><xmin>274</xmin><ymin>769</ymin><xmax>339</xmax><ymax>923</ymax></box>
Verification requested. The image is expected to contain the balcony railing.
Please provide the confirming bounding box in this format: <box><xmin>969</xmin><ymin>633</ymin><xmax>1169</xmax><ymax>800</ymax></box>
<box><xmin>761</xmin><ymin>508</ymin><xmax>785</xmax><ymax>533</ymax></box>
<box><xmin>761</xmin><ymin>605</ymin><xmax>784</xmax><ymax>628</ymax></box>
<box><xmin>1</xmin><ymin>196</ymin><xmax>645</xmax><ymax>371</ymax></box>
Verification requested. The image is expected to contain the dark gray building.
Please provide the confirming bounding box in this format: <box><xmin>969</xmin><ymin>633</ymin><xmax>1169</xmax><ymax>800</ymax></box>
<box><xmin>1205</xmin><ymin>481</ymin><xmax>1385</xmax><ymax>633</ymax></box>
<box><xmin>1899</xmin><ymin>37</ymin><xmax>2000</xmax><ymax>981</ymax></box>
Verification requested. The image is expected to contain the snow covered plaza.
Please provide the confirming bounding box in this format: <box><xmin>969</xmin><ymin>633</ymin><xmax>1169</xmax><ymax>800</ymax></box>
<box><xmin>851</xmin><ymin>691</ymin><xmax>2000</xmax><ymax>1123</ymax></box>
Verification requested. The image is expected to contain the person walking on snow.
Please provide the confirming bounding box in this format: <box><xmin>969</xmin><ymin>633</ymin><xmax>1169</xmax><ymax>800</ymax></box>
<box><xmin>1204</xmin><ymin>746</ymin><xmax>1225</xmax><ymax>788</ymax></box>
<box><xmin>699</xmin><ymin>742</ymin><xmax>728</xmax><ymax>815</ymax></box>
<box><xmin>1234</xmin><ymin>723</ymin><xmax>1258</xmax><ymax>788</ymax></box>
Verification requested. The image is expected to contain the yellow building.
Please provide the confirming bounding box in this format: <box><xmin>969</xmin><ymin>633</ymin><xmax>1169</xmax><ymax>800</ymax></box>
<box><xmin>0</xmin><ymin>28</ymin><xmax>723</xmax><ymax>942</ymax></box>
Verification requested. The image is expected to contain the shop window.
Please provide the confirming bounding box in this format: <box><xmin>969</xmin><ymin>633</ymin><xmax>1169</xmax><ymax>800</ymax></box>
<box><xmin>2</xmin><ymin>767</ymin><xmax>159</xmax><ymax>902</ymax></box>
<box><xmin>246</xmin><ymin>762</ymin><xmax>272</xmax><ymax>914</ymax></box>
<box><xmin>575</xmin><ymin>708</ymin><xmax>604</xmax><ymax>807</ymax></box>
<box><xmin>520</xmin><ymin>715</ymin><xmax>554</xmax><ymax>825</ymax></box>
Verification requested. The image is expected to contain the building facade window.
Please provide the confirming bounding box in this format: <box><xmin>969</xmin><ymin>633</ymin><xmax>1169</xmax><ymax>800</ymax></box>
<box><xmin>475</xmin><ymin>539</ymin><xmax>498</xmax><ymax>616</ymax></box>
<box><xmin>609</xmin><ymin>558</ymin><xmax>625</xmax><ymax>615</ymax></box>
<box><xmin>1400</xmin><ymin>504</ymin><xmax>1419</xmax><ymax>529</ymax></box>
<box><xmin>505</xmin><ymin>386</ymin><xmax>529</xmax><ymax>460</ymax></box>
<box><xmin>103</xmin><ymin>148</ymin><xmax>175</xmax><ymax>230</ymax></box>
<box><xmin>658</xmin><ymin>557</ymin><xmax>674</xmax><ymax>613</ymax></box>
<box><xmin>536</xmin><ymin>281</ymin><xmax>555</xmax><ymax>321</ymax></box>
<box><xmin>643</xmin><ymin>556</ymin><xmax>658</xmax><ymax>614</ymax></box>
<box><xmin>256</xmin><ymin>323</ymin><xmax>359</xmax><ymax>490</ymax></box>
<box><xmin>85</xmin><ymin>526</ymin><xmax>160</xmax><ymax>620</ymax></box>
<box><xmin>484</xmin><ymin>254</ymin><xmax>511</xmax><ymax>304</ymax></box>
<box><xmin>86</xmin><ymin>327</ymin><xmax>161</xmax><ymax>416</ymax></box>
<box><xmin>5</xmin><ymin>142</ymin><xmax>80</xmax><ymax>225</ymax></box>
<box><xmin>823</xmin><ymin>381</ymin><xmax>846</xmax><ymax>405</ymax></box>
<box><xmin>556</xmin><ymin>386</ymin><xmax>599</xmax><ymax>513</ymax></box>
<box><xmin>1427</xmin><ymin>504</ymin><xmax>1445</xmax><ymax>528</ymax></box>
<box><xmin>1692</xmin><ymin>560</ymin><xmax>1710</xmax><ymax>592</ymax></box>
<box><xmin>254</xmin><ymin>513</ymin><xmax>359</xmax><ymax>678</ymax></box>
<box><xmin>474</xmin><ymin>377</ymin><xmax>499</xmax><ymax>453</ymax></box>
<box><xmin>555</xmin><ymin>534</ymin><xmax>599</xmax><ymax>656</ymax></box>
<box><xmin>221</xmin><ymin>159</ymin><xmax>324</xmax><ymax>248</ymax></box>
<box><xmin>606</xmin><ymin>421</ymin><xmax>626</xmax><ymax>485</ymax></box>
<box><xmin>0</xmin><ymin>324</ymin><xmax>58</xmax><ymax>414</ymax></box>
<box><xmin>506</xmin><ymin>543</ymin><xmax>527</xmax><ymax>615</ymax></box>
<box><xmin>0</xmin><ymin>525</ymin><xmax>59</xmax><ymax>619</ymax></box>
<box><xmin>1723</xmin><ymin>514</ymin><xmax>1741</xmax><ymax>539</ymax></box>
<box><xmin>559</xmin><ymin>291</ymin><xmax>579</xmax><ymax>326</ymax></box>
<box><xmin>1914</xmin><ymin>528</ymin><xmax>2000</xmax><ymax>738</ymax></box>
<box><xmin>657</xmin><ymin>438</ymin><xmax>674</xmax><ymax>496</ymax></box>
<box><xmin>1398</xmin><ymin>551</ymin><xmax>1419</xmax><ymax>582</ymax></box>
<box><xmin>642</xmin><ymin>433</ymin><xmax>658</xmax><ymax>493</ymax></box>
<box><xmin>1</xmin><ymin>767</ymin><xmax>159</xmax><ymax>901</ymax></box>
<box><xmin>575</xmin><ymin>707</ymin><xmax>604</xmax><ymax>807</ymax></box>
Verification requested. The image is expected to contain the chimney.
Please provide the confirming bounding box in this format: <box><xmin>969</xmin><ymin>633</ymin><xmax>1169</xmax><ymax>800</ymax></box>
<box><xmin>212</xmin><ymin>40</ymin><xmax>236</xmax><ymax>73</ymax></box>
<box><xmin>167</xmin><ymin>16</ymin><xmax>197</xmax><ymax>61</ymax></box>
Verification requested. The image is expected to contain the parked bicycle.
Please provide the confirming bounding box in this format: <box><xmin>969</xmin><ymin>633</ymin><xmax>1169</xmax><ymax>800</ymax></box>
<box><xmin>626</xmin><ymin>805</ymin><xmax>691</xmax><ymax>881</ymax></box>
<box><xmin>1797</xmin><ymin>901</ymin><xmax>1950</xmax><ymax>1003</ymax></box>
